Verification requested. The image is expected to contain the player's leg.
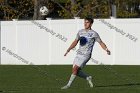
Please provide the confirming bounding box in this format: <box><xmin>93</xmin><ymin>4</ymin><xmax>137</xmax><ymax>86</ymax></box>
<box><xmin>77</xmin><ymin>69</ymin><xmax>93</xmax><ymax>87</ymax></box>
<box><xmin>61</xmin><ymin>56</ymin><xmax>93</xmax><ymax>89</ymax></box>
<box><xmin>77</xmin><ymin>68</ymin><xmax>89</xmax><ymax>79</ymax></box>
<box><xmin>61</xmin><ymin>65</ymin><xmax>79</xmax><ymax>89</ymax></box>
<box><xmin>67</xmin><ymin>65</ymin><xmax>79</xmax><ymax>86</ymax></box>
<box><xmin>77</xmin><ymin>58</ymin><xmax>93</xmax><ymax>87</ymax></box>
<box><xmin>77</xmin><ymin>57</ymin><xmax>89</xmax><ymax>79</ymax></box>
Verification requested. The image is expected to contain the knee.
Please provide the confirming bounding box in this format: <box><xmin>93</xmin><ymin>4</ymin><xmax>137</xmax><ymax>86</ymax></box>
<box><xmin>72</xmin><ymin>65</ymin><xmax>80</xmax><ymax>75</ymax></box>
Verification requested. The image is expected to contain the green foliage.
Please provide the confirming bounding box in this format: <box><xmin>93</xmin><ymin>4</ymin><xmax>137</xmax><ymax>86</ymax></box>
<box><xmin>58</xmin><ymin>0</ymin><xmax>139</xmax><ymax>18</ymax></box>
<box><xmin>115</xmin><ymin>0</ymin><xmax>140</xmax><ymax>18</ymax></box>
<box><xmin>58</xmin><ymin>0</ymin><xmax>82</xmax><ymax>18</ymax></box>
<box><xmin>0</xmin><ymin>0</ymin><xmax>34</xmax><ymax>20</ymax></box>
<box><xmin>117</xmin><ymin>10</ymin><xmax>139</xmax><ymax>18</ymax></box>
<box><xmin>0</xmin><ymin>0</ymin><xmax>139</xmax><ymax>20</ymax></box>
<box><xmin>58</xmin><ymin>0</ymin><xmax>110</xmax><ymax>18</ymax></box>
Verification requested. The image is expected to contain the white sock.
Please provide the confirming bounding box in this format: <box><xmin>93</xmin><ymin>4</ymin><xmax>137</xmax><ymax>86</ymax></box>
<box><xmin>67</xmin><ymin>74</ymin><xmax>76</xmax><ymax>86</ymax></box>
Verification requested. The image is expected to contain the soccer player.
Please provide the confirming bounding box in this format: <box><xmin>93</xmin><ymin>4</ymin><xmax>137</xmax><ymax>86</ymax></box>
<box><xmin>61</xmin><ymin>17</ymin><xmax>111</xmax><ymax>89</ymax></box>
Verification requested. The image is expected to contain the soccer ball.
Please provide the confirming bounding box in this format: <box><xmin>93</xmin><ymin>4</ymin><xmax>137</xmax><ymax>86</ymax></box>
<box><xmin>40</xmin><ymin>6</ymin><xmax>49</xmax><ymax>15</ymax></box>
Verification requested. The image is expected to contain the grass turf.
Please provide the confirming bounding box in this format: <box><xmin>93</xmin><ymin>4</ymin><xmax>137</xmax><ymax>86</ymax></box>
<box><xmin>0</xmin><ymin>65</ymin><xmax>140</xmax><ymax>93</ymax></box>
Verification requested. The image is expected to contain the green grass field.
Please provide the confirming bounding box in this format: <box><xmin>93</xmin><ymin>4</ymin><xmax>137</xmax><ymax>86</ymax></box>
<box><xmin>0</xmin><ymin>65</ymin><xmax>140</xmax><ymax>93</ymax></box>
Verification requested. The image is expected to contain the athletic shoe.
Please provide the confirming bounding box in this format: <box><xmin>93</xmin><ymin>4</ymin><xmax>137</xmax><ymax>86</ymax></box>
<box><xmin>87</xmin><ymin>76</ymin><xmax>93</xmax><ymax>88</ymax></box>
<box><xmin>61</xmin><ymin>85</ymin><xmax>70</xmax><ymax>89</ymax></box>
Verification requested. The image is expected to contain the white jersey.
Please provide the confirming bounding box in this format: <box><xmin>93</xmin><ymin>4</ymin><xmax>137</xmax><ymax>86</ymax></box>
<box><xmin>76</xmin><ymin>29</ymin><xmax>101</xmax><ymax>57</ymax></box>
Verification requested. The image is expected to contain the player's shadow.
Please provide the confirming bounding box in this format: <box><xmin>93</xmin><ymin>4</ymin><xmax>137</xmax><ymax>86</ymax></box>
<box><xmin>96</xmin><ymin>83</ymin><xmax>140</xmax><ymax>88</ymax></box>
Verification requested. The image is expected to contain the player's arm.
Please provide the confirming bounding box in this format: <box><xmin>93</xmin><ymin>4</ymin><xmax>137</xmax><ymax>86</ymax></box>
<box><xmin>64</xmin><ymin>39</ymin><xmax>79</xmax><ymax>56</ymax></box>
<box><xmin>99</xmin><ymin>41</ymin><xmax>111</xmax><ymax>55</ymax></box>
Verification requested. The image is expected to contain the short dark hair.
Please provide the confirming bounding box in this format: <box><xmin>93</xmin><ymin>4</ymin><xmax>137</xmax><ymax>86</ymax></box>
<box><xmin>84</xmin><ymin>17</ymin><xmax>94</xmax><ymax>24</ymax></box>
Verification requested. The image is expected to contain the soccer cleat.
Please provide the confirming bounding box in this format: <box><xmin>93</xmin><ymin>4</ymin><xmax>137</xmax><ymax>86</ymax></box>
<box><xmin>61</xmin><ymin>85</ymin><xmax>70</xmax><ymax>89</ymax></box>
<box><xmin>87</xmin><ymin>76</ymin><xmax>93</xmax><ymax>88</ymax></box>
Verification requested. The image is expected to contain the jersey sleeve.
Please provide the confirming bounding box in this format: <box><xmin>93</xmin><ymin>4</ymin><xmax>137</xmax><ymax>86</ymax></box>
<box><xmin>75</xmin><ymin>31</ymin><xmax>80</xmax><ymax>40</ymax></box>
<box><xmin>95</xmin><ymin>33</ymin><xmax>102</xmax><ymax>43</ymax></box>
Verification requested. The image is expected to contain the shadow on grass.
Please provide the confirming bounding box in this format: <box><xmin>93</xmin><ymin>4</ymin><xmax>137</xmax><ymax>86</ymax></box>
<box><xmin>96</xmin><ymin>83</ymin><xmax>140</xmax><ymax>88</ymax></box>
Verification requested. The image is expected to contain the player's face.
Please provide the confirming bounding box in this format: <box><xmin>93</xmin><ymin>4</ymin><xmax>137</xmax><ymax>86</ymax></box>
<box><xmin>84</xmin><ymin>20</ymin><xmax>92</xmax><ymax>29</ymax></box>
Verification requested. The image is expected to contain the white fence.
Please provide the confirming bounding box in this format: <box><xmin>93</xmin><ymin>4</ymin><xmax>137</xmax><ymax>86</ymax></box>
<box><xmin>1</xmin><ymin>19</ymin><xmax>140</xmax><ymax>65</ymax></box>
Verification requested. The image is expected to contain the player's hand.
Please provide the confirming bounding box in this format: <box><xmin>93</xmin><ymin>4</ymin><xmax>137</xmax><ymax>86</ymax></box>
<box><xmin>107</xmin><ymin>49</ymin><xmax>111</xmax><ymax>55</ymax></box>
<box><xmin>64</xmin><ymin>50</ymin><xmax>70</xmax><ymax>56</ymax></box>
<box><xmin>64</xmin><ymin>52</ymin><xmax>68</xmax><ymax>56</ymax></box>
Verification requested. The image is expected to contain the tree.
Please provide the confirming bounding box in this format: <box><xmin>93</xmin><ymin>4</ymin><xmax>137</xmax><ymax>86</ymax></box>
<box><xmin>33</xmin><ymin>0</ymin><xmax>55</xmax><ymax>20</ymax></box>
<box><xmin>58</xmin><ymin>0</ymin><xmax>110</xmax><ymax>18</ymax></box>
<box><xmin>115</xmin><ymin>0</ymin><xmax>140</xmax><ymax>18</ymax></box>
<box><xmin>57</xmin><ymin>0</ymin><xmax>82</xmax><ymax>18</ymax></box>
<box><xmin>0</xmin><ymin>0</ymin><xmax>139</xmax><ymax>20</ymax></box>
<box><xmin>0</xmin><ymin>0</ymin><xmax>34</xmax><ymax>20</ymax></box>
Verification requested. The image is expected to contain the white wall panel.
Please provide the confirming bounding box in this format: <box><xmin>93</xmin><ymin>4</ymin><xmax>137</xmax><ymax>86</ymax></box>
<box><xmin>1</xmin><ymin>19</ymin><xmax>140</xmax><ymax>65</ymax></box>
